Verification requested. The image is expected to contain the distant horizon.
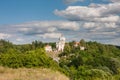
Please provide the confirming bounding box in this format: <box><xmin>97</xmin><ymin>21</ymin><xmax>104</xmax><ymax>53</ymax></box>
<box><xmin>1</xmin><ymin>38</ymin><xmax>119</xmax><ymax>47</ymax></box>
<box><xmin>0</xmin><ymin>0</ymin><xmax>120</xmax><ymax>45</ymax></box>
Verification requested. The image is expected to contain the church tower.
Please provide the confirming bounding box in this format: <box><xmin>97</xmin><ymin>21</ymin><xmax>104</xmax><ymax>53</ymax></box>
<box><xmin>56</xmin><ymin>35</ymin><xmax>66</xmax><ymax>52</ymax></box>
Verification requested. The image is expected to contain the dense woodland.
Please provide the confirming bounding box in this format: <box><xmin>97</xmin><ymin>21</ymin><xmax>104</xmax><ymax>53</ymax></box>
<box><xmin>0</xmin><ymin>39</ymin><xmax>120</xmax><ymax>80</ymax></box>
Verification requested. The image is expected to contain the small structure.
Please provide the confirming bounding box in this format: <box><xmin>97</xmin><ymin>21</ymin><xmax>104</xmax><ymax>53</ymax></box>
<box><xmin>80</xmin><ymin>46</ymin><xmax>85</xmax><ymax>50</ymax></box>
<box><xmin>44</xmin><ymin>45</ymin><xmax>52</xmax><ymax>52</ymax></box>
<box><xmin>74</xmin><ymin>42</ymin><xmax>80</xmax><ymax>47</ymax></box>
<box><xmin>73</xmin><ymin>41</ymin><xmax>85</xmax><ymax>50</ymax></box>
<box><xmin>56</xmin><ymin>35</ymin><xmax>66</xmax><ymax>52</ymax></box>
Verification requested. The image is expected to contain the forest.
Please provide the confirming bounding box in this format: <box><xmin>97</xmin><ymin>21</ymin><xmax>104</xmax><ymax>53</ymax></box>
<box><xmin>0</xmin><ymin>39</ymin><xmax>120</xmax><ymax>80</ymax></box>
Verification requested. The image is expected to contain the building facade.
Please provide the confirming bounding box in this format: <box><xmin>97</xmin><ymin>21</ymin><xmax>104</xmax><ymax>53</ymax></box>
<box><xmin>74</xmin><ymin>41</ymin><xmax>85</xmax><ymax>50</ymax></box>
<box><xmin>44</xmin><ymin>45</ymin><xmax>52</xmax><ymax>52</ymax></box>
<box><xmin>56</xmin><ymin>35</ymin><xmax>66</xmax><ymax>52</ymax></box>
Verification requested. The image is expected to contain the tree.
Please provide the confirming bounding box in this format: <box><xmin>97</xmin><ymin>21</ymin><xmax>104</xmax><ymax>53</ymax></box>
<box><xmin>80</xmin><ymin>39</ymin><xmax>86</xmax><ymax>46</ymax></box>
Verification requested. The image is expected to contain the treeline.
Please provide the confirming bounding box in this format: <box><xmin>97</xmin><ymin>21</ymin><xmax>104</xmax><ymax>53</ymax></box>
<box><xmin>0</xmin><ymin>39</ymin><xmax>58</xmax><ymax>69</ymax></box>
<box><xmin>59</xmin><ymin>40</ymin><xmax>120</xmax><ymax>80</ymax></box>
<box><xmin>0</xmin><ymin>39</ymin><xmax>120</xmax><ymax>80</ymax></box>
<box><xmin>0</xmin><ymin>39</ymin><xmax>55</xmax><ymax>54</ymax></box>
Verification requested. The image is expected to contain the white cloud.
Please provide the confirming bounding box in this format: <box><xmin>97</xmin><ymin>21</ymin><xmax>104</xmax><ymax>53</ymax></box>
<box><xmin>16</xmin><ymin>38</ymin><xmax>24</xmax><ymax>42</ymax></box>
<box><xmin>0</xmin><ymin>33</ymin><xmax>11</xmax><ymax>39</ymax></box>
<box><xmin>14</xmin><ymin>21</ymin><xmax>80</xmax><ymax>35</ymax></box>
<box><xmin>93</xmin><ymin>15</ymin><xmax>119</xmax><ymax>23</ymax></box>
<box><xmin>54</xmin><ymin>3</ymin><xmax>120</xmax><ymax>23</ymax></box>
<box><xmin>54</xmin><ymin>6</ymin><xmax>101</xmax><ymax>21</ymax></box>
<box><xmin>54</xmin><ymin>2</ymin><xmax>120</xmax><ymax>44</ymax></box>
<box><xmin>102</xmin><ymin>37</ymin><xmax>120</xmax><ymax>45</ymax></box>
<box><xmin>84</xmin><ymin>22</ymin><xmax>117</xmax><ymax>30</ymax></box>
<box><xmin>63</xmin><ymin>0</ymin><xmax>84</xmax><ymax>4</ymax></box>
<box><xmin>0</xmin><ymin>1</ymin><xmax>120</xmax><ymax>45</ymax></box>
<box><xmin>0</xmin><ymin>20</ymin><xmax>120</xmax><ymax>45</ymax></box>
<box><xmin>38</xmin><ymin>32</ymin><xmax>62</xmax><ymax>39</ymax></box>
<box><xmin>83</xmin><ymin>22</ymin><xmax>95</xmax><ymax>28</ymax></box>
<box><xmin>110</xmin><ymin>0</ymin><xmax>120</xmax><ymax>3</ymax></box>
<box><xmin>19</xmin><ymin>28</ymin><xmax>30</xmax><ymax>32</ymax></box>
<box><xmin>102</xmin><ymin>3</ymin><xmax>120</xmax><ymax>15</ymax></box>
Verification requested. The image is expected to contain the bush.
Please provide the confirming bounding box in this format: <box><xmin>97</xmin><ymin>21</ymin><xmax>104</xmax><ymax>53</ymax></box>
<box><xmin>0</xmin><ymin>48</ymin><xmax>58</xmax><ymax>68</ymax></box>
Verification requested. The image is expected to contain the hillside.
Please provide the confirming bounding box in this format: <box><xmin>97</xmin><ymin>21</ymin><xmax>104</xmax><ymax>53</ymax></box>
<box><xmin>0</xmin><ymin>39</ymin><xmax>120</xmax><ymax>80</ymax></box>
<box><xmin>0</xmin><ymin>66</ymin><xmax>69</xmax><ymax>80</ymax></box>
<box><xmin>58</xmin><ymin>40</ymin><xmax>120</xmax><ymax>80</ymax></box>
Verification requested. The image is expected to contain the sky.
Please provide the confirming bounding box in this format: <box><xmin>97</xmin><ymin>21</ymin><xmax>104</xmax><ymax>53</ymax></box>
<box><xmin>0</xmin><ymin>0</ymin><xmax>120</xmax><ymax>45</ymax></box>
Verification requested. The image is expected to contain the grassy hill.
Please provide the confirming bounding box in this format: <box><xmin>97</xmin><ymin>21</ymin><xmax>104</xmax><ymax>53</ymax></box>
<box><xmin>0</xmin><ymin>66</ymin><xmax>69</xmax><ymax>80</ymax></box>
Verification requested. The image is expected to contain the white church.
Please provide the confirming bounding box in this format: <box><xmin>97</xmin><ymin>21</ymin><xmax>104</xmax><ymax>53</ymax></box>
<box><xmin>45</xmin><ymin>35</ymin><xmax>66</xmax><ymax>52</ymax></box>
<box><xmin>56</xmin><ymin>35</ymin><xmax>66</xmax><ymax>52</ymax></box>
<box><xmin>44</xmin><ymin>35</ymin><xmax>86</xmax><ymax>52</ymax></box>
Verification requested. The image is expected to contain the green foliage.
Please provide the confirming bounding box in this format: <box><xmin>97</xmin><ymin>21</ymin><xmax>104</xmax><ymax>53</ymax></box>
<box><xmin>80</xmin><ymin>39</ymin><xmax>86</xmax><ymax>46</ymax></box>
<box><xmin>0</xmin><ymin>39</ymin><xmax>14</xmax><ymax>53</ymax></box>
<box><xmin>0</xmin><ymin>39</ymin><xmax>120</xmax><ymax>80</ymax></box>
<box><xmin>0</xmin><ymin>48</ymin><xmax>58</xmax><ymax>69</ymax></box>
<box><xmin>32</xmin><ymin>40</ymin><xmax>44</xmax><ymax>49</ymax></box>
<box><xmin>59</xmin><ymin>40</ymin><xmax>120</xmax><ymax>80</ymax></box>
<box><xmin>68</xmin><ymin>55</ymin><xmax>83</xmax><ymax>68</ymax></box>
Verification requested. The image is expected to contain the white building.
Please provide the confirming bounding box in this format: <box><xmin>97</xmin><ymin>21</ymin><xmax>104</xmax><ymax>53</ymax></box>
<box><xmin>45</xmin><ymin>45</ymin><xmax>52</xmax><ymax>52</ymax></box>
<box><xmin>56</xmin><ymin>35</ymin><xmax>66</xmax><ymax>52</ymax></box>
<box><xmin>74</xmin><ymin>42</ymin><xmax>80</xmax><ymax>47</ymax></box>
<box><xmin>73</xmin><ymin>41</ymin><xmax>85</xmax><ymax>50</ymax></box>
<box><xmin>80</xmin><ymin>46</ymin><xmax>85</xmax><ymax>50</ymax></box>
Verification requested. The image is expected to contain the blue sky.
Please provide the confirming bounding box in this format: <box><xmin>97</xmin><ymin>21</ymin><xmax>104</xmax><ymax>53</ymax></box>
<box><xmin>0</xmin><ymin>0</ymin><xmax>120</xmax><ymax>45</ymax></box>
<box><xmin>0</xmin><ymin>0</ymin><xmax>109</xmax><ymax>24</ymax></box>
<box><xmin>0</xmin><ymin>0</ymin><xmax>65</xmax><ymax>24</ymax></box>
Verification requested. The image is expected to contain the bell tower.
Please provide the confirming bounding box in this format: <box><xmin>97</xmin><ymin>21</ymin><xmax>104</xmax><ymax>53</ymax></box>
<box><xmin>56</xmin><ymin>35</ymin><xmax>66</xmax><ymax>52</ymax></box>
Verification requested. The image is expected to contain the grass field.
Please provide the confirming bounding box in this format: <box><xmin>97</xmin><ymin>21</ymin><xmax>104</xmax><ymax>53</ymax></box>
<box><xmin>0</xmin><ymin>66</ymin><xmax>69</xmax><ymax>80</ymax></box>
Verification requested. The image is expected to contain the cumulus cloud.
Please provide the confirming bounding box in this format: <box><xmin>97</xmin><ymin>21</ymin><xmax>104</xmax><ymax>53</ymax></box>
<box><xmin>14</xmin><ymin>21</ymin><xmax>80</xmax><ymax>35</ymax></box>
<box><xmin>0</xmin><ymin>20</ymin><xmax>120</xmax><ymax>45</ymax></box>
<box><xmin>54</xmin><ymin>2</ymin><xmax>120</xmax><ymax>33</ymax></box>
<box><xmin>54</xmin><ymin>1</ymin><xmax>120</xmax><ymax>45</ymax></box>
<box><xmin>16</xmin><ymin>38</ymin><xmax>24</xmax><ymax>42</ymax></box>
<box><xmin>0</xmin><ymin>20</ymin><xmax>80</xmax><ymax>43</ymax></box>
<box><xmin>83</xmin><ymin>22</ymin><xmax>95</xmax><ymax>28</ymax></box>
<box><xmin>110</xmin><ymin>0</ymin><xmax>120</xmax><ymax>3</ymax></box>
<box><xmin>63</xmin><ymin>0</ymin><xmax>84</xmax><ymax>4</ymax></box>
<box><xmin>54</xmin><ymin>4</ymin><xmax>120</xmax><ymax>38</ymax></box>
<box><xmin>54</xmin><ymin>2</ymin><xmax>120</xmax><ymax>22</ymax></box>
<box><xmin>0</xmin><ymin>0</ymin><xmax>120</xmax><ymax>45</ymax></box>
<box><xmin>0</xmin><ymin>33</ymin><xmax>11</xmax><ymax>39</ymax></box>
<box><xmin>83</xmin><ymin>22</ymin><xmax>118</xmax><ymax>31</ymax></box>
<box><xmin>38</xmin><ymin>32</ymin><xmax>62</xmax><ymax>39</ymax></box>
<box><xmin>108</xmin><ymin>38</ymin><xmax>120</xmax><ymax>45</ymax></box>
<box><xmin>54</xmin><ymin>6</ymin><xmax>100</xmax><ymax>21</ymax></box>
<box><xmin>0</xmin><ymin>20</ymin><xmax>81</xmax><ymax>44</ymax></box>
